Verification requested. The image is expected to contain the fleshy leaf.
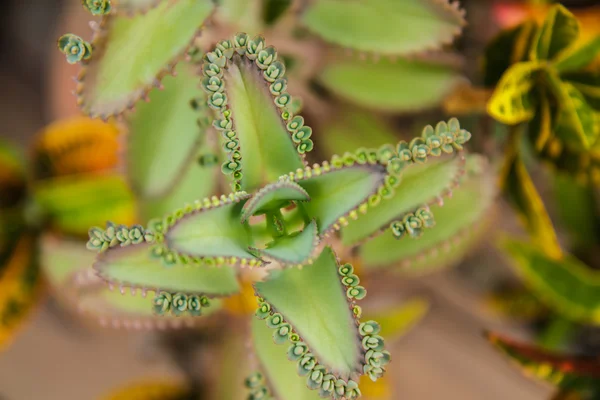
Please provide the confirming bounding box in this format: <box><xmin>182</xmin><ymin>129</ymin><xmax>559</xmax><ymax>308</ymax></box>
<box><xmin>302</xmin><ymin>0</ymin><xmax>465</xmax><ymax>56</ymax></box>
<box><xmin>530</xmin><ymin>5</ymin><xmax>579</xmax><ymax>62</ymax></box>
<box><xmin>500</xmin><ymin>136</ymin><xmax>562</xmax><ymax>259</ymax></box>
<box><xmin>499</xmin><ymin>238</ymin><xmax>600</xmax><ymax>325</ymax></box>
<box><xmin>487</xmin><ymin>61</ymin><xmax>542</xmax><ymax>125</ymax></box>
<box><xmin>487</xmin><ymin>332</ymin><xmax>600</xmax><ymax>396</ymax></box>
<box><xmin>483</xmin><ymin>21</ymin><xmax>538</xmax><ymax>88</ymax></box>
<box><xmin>202</xmin><ymin>35</ymin><xmax>308</xmax><ymax>192</ymax></box>
<box><xmin>77</xmin><ymin>0</ymin><xmax>214</xmax><ymax>117</ymax></box>
<box><xmin>162</xmin><ymin>193</ymin><xmax>260</xmax><ymax>265</ymax></box>
<box><xmin>100</xmin><ymin>380</ymin><xmax>190</xmax><ymax>400</ymax></box>
<box><xmin>319</xmin><ymin>56</ymin><xmax>461</xmax><ymax>112</ymax></box>
<box><xmin>555</xmin><ymin>36</ymin><xmax>600</xmax><ymax>73</ymax></box>
<box><xmin>252</xmin><ymin>220</ymin><xmax>318</xmax><ymax>267</ymax></box>
<box><xmin>94</xmin><ymin>242</ymin><xmax>240</xmax><ymax>296</ymax></box>
<box><xmin>252</xmin><ymin>317</ymin><xmax>323</xmax><ymax>400</ymax></box>
<box><xmin>241</xmin><ymin>180</ymin><xmax>310</xmax><ymax>223</ymax></box>
<box><xmin>111</xmin><ymin>0</ymin><xmax>164</xmax><ymax>15</ymax></box>
<box><xmin>0</xmin><ymin>235</ymin><xmax>42</xmax><ymax>352</ymax></box>
<box><xmin>34</xmin><ymin>174</ymin><xmax>136</xmax><ymax>236</ymax></box>
<box><xmin>562</xmin><ymin>71</ymin><xmax>600</xmax><ymax>111</ymax></box>
<box><xmin>360</xmin><ymin>155</ymin><xmax>495</xmax><ymax>272</ymax></box>
<box><xmin>40</xmin><ymin>235</ymin><xmax>95</xmax><ymax>288</ymax></box>
<box><xmin>254</xmin><ymin>247</ymin><xmax>363</xmax><ymax>378</ymax></box>
<box><xmin>127</xmin><ymin>63</ymin><xmax>210</xmax><ymax>198</ymax></box>
<box><xmin>342</xmin><ymin>155</ymin><xmax>464</xmax><ymax>247</ymax></box>
<box><xmin>292</xmin><ymin>163</ymin><xmax>386</xmax><ymax>236</ymax></box>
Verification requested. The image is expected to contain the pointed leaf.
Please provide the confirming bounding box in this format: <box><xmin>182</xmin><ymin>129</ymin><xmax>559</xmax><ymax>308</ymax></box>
<box><xmin>94</xmin><ymin>242</ymin><xmax>240</xmax><ymax>296</ymax></box>
<box><xmin>252</xmin><ymin>220</ymin><xmax>318</xmax><ymax>266</ymax></box>
<box><xmin>562</xmin><ymin>71</ymin><xmax>600</xmax><ymax>110</ymax></box>
<box><xmin>499</xmin><ymin>238</ymin><xmax>600</xmax><ymax>325</ymax></box>
<box><xmin>487</xmin><ymin>332</ymin><xmax>600</xmax><ymax>395</ymax></box>
<box><xmin>302</xmin><ymin>0</ymin><xmax>465</xmax><ymax>55</ymax></box>
<box><xmin>254</xmin><ymin>247</ymin><xmax>363</xmax><ymax>378</ymax></box>
<box><xmin>127</xmin><ymin>63</ymin><xmax>211</xmax><ymax>198</ymax></box>
<box><xmin>501</xmin><ymin>134</ymin><xmax>562</xmax><ymax>258</ymax></box>
<box><xmin>360</xmin><ymin>155</ymin><xmax>495</xmax><ymax>272</ymax></box>
<box><xmin>204</xmin><ymin>37</ymin><xmax>308</xmax><ymax>192</ymax></box>
<box><xmin>163</xmin><ymin>193</ymin><xmax>260</xmax><ymax>264</ymax></box>
<box><xmin>483</xmin><ymin>21</ymin><xmax>538</xmax><ymax>87</ymax></box>
<box><xmin>487</xmin><ymin>61</ymin><xmax>542</xmax><ymax>125</ymax></box>
<box><xmin>78</xmin><ymin>0</ymin><xmax>214</xmax><ymax>117</ymax></box>
<box><xmin>241</xmin><ymin>181</ymin><xmax>310</xmax><ymax>223</ymax></box>
<box><xmin>342</xmin><ymin>155</ymin><xmax>464</xmax><ymax>247</ymax></box>
<box><xmin>295</xmin><ymin>164</ymin><xmax>386</xmax><ymax>236</ymax></box>
<box><xmin>319</xmin><ymin>56</ymin><xmax>461</xmax><ymax>112</ymax></box>
<box><xmin>530</xmin><ymin>5</ymin><xmax>579</xmax><ymax>61</ymax></box>
<box><xmin>555</xmin><ymin>36</ymin><xmax>600</xmax><ymax>73</ymax></box>
<box><xmin>551</xmin><ymin>81</ymin><xmax>600</xmax><ymax>150</ymax></box>
<box><xmin>252</xmin><ymin>317</ymin><xmax>323</xmax><ymax>400</ymax></box>
<box><xmin>34</xmin><ymin>174</ymin><xmax>136</xmax><ymax>236</ymax></box>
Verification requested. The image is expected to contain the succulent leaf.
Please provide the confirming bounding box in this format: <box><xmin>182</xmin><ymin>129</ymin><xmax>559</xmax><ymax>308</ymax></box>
<box><xmin>77</xmin><ymin>0</ymin><xmax>214</xmax><ymax>117</ymax></box>
<box><xmin>292</xmin><ymin>163</ymin><xmax>386</xmax><ymax>236</ymax></box>
<box><xmin>302</xmin><ymin>0</ymin><xmax>465</xmax><ymax>56</ymax></box>
<box><xmin>241</xmin><ymin>180</ymin><xmax>310</xmax><ymax>223</ymax></box>
<box><xmin>555</xmin><ymin>36</ymin><xmax>600</xmax><ymax>73</ymax></box>
<box><xmin>127</xmin><ymin>63</ymin><xmax>213</xmax><ymax>199</ymax></box>
<box><xmin>82</xmin><ymin>0</ymin><xmax>112</xmax><ymax>15</ymax></box>
<box><xmin>486</xmin><ymin>332</ymin><xmax>600</xmax><ymax>396</ymax></box>
<box><xmin>360</xmin><ymin>155</ymin><xmax>495</xmax><ymax>272</ymax></box>
<box><xmin>499</xmin><ymin>238</ymin><xmax>600</xmax><ymax>325</ymax></box>
<box><xmin>93</xmin><ymin>242</ymin><xmax>240</xmax><ymax>296</ymax></box>
<box><xmin>252</xmin><ymin>220</ymin><xmax>318</xmax><ymax>267</ymax></box>
<box><xmin>161</xmin><ymin>192</ymin><xmax>262</xmax><ymax>266</ymax></box>
<box><xmin>57</xmin><ymin>34</ymin><xmax>92</xmax><ymax>64</ymax></box>
<box><xmin>254</xmin><ymin>247</ymin><xmax>385</xmax><ymax>380</ymax></box>
<box><xmin>319</xmin><ymin>56</ymin><xmax>461</xmax><ymax>112</ymax></box>
<box><xmin>530</xmin><ymin>4</ymin><xmax>579</xmax><ymax>62</ymax></box>
<box><xmin>561</xmin><ymin>71</ymin><xmax>600</xmax><ymax>111</ymax></box>
<box><xmin>202</xmin><ymin>35</ymin><xmax>309</xmax><ymax>192</ymax></box>
<box><xmin>342</xmin><ymin>155</ymin><xmax>465</xmax><ymax>247</ymax></box>
<box><xmin>110</xmin><ymin>0</ymin><xmax>165</xmax><ymax>15</ymax></box>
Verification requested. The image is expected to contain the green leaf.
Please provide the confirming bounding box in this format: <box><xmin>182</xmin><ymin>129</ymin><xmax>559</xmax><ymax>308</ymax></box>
<box><xmin>252</xmin><ymin>220</ymin><xmax>318</xmax><ymax>266</ymax></box>
<box><xmin>319</xmin><ymin>108</ymin><xmax>398</xmax><ymax>157</ymax></box>
<box><xmin>241</xmin><ymin>181</ymin><xmax>310</xmax><ymax>223</ymax></box>
<box><xmin>501</xmin><ymin>137</ymin><xmax>562</xmax><ymax>259</ymax></box>
<box><xmin>486</xmin><ymin>332</ymin><xmax>600</xmax><ymax>396</ymax></box>
<box><xmin>40</xmin><ymin>235</ymin><xmax>95</xmax><ymax>287</ymax></box>
<box><xmin>487</xmin><ymin>61</ymin><xmax>542</xmax><ymax>125</ymax></box>
<box><xmin>78</xmin><ymin>0</ymin><xmax>214</xmax><ymax>117</ymax></box>
<box><xmin>319</xmin><ymin>56</ymin><xmax>461</xmax><ymax>112</ymax></box>
<box><xmin>254</xmin><ymin>247</ymin><xmax>363</xmax><ymax>378</ymax></box>
<box><xmin>499</xmin><ymin>238</ymin><xmax>600</xmax><ymax>325</ymax></box>
<box><xmin>530</xmin><ymin>4</ymin><xmax>579</xmax><ymax>62</ymax></box>
<box><xmin>360</xmin><ymin>155</ymin><xmax>495</xmax><ymax>272</ymax></box>
<box><xmin>252</xmin><ymin>317</ymin><xmax>323</xmax><ymax>400</ymax></box>
<box><xmin>296</xmin><ymin>164</ymin><xmax>386</xmax><ymax>236</ymax></box>
<box><xmin>548</xmin><ymin>79</ymin><xmax>600</xmax><ymax>151</ymax></box>
<box><xmin>561</xmin><ymin>71</ymin><xmax>600</xmax><ymax>111</ymax></box>
<box><xmin>206</xmin><ymin>41</ymin><xmax>307</xmax><ymax>192</ymax></box>
<box><xmin>302</xmin><ymin>0</ymin><xmax>465</xmax><ymax>56</ymax></box>
<box><xmin>483</xmin><ymin>21</ymin><xmax>538</xmax><ymax>87</ymax></box>
<box><xmin>94</xmin><ymin>242</ymin><xmax>240</xmax><ymax>296</ymax></box>
<box><xmin>342</xmin><ymin>155</ymin><xmax>464</xmax><ymax>247</ymax></box>
<box><xmin>163</xmin><ymin>194</ymin><xmax>259</xmax><ymax>263</ymax></box>
<box><xmin>127</xmin><ymin>63</ymin><xmax>209</xmax><ymax>199</ymax></box>
<box><xmin>111</xmin><ymin>0</ymin><xmax>163</xmax><ymax>15</ymax></box>
<box><xmin>555</xmin><ymin>36</ymin><xmax>600</xmax><ymax>73</ymax></box>
<box><xmin>34</xmin><ymin>174</ymin><xmax>136</xmax><ymax>236</ymax></box>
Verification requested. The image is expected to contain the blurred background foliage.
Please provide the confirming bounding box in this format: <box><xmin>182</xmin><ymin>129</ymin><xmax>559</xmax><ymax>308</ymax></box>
<box><xmin>0</xmin><ymin>0</ymin><xmax>599</xmax><ymax>399</ymax></box>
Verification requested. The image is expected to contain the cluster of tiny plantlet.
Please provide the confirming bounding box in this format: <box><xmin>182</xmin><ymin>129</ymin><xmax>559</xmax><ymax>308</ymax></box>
<box><xmin>390</xmin><ymin>207</ymin><xmax>436</xmax><ymax>240</ymax></box>
<box><xmin>244</xmin><ymin>371</ymin><xmax>275</xmax><ymax>400</ymax></box>
<box><xmin>57</xmin><ymin>34</ymin><xmax>92</xmax><ymax>64</ymax></box>
<box><xmin>152</xmin><ymin>291</ymin><xmax>210</xmax><ymax>317</ymax></box>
